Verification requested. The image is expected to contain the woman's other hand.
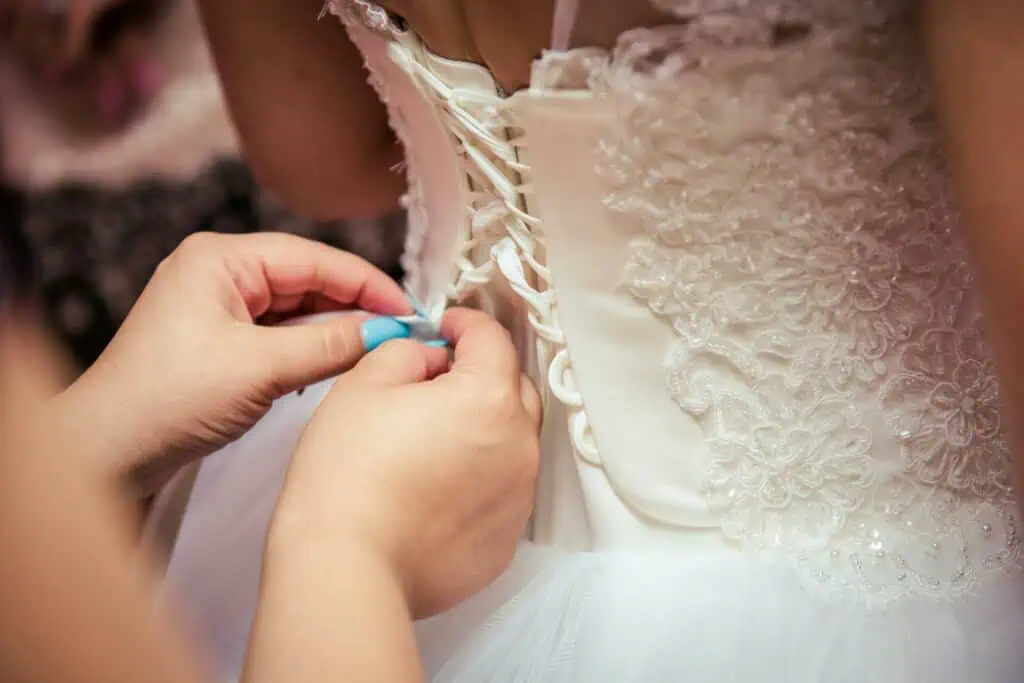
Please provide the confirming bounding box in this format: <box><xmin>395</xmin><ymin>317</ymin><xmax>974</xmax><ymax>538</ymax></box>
<box><xmin>245</xmin><ymin>308</ymin><xmax>541</xmax><ymax>683</ymax></box>
<box><xmin>52</xmin><ymin>231</ymin><xmax>415</xmax><ymax>494</ymax></box>
<box><xmin>273</xmin><ymin>307</ymin><xmax>543</xmax><ymax>619</ymax></box>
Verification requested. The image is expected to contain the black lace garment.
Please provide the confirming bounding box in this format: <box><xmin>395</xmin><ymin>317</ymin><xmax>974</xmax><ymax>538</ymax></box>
<box><xmin>6</xmin><ymin>159</ymin><xmax>406</xmax><ymax>369</ymax></box>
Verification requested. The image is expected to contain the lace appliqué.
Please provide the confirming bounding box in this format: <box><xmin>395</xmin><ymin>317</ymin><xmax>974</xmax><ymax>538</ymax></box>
<box><xmin>577</xmin><ymin>13</ymin><xmax>1021</xmax><ymax>604</ymax></box>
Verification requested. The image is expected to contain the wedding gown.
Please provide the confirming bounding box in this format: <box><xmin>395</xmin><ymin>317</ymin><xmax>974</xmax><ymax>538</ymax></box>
<box><xmin>161</xmin><ymin>1</ymin><xmax>1024</xmax><ymax>680</ymax></box>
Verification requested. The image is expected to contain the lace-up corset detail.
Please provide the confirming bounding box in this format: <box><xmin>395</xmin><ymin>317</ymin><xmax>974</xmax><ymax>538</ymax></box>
<box><xmin>329</xmin><ymin>14</ymin><xmax>601</xmax><ymax>466</ymax></box>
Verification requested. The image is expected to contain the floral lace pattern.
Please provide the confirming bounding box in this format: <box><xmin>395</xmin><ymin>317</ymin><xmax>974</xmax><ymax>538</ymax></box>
<box><xmin>579</xmin><ymin>7</ymin><xmax>1022</xmax><ymax>603</ymax></box>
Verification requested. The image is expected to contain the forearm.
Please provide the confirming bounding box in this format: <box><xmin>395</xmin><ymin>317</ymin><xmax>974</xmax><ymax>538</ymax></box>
<box><xmin>0</xmin><ymin>326</ymin><xmax>208</xmax><ymax>683</ymax></box>
<box><xmin>244</xmin><ymin>539</ymin><xmax>425</xmax><ymax>683</ymax></box>
<box><xmin>924</xmin><ymin>0</ymin><xmax>1024</xmax><ymax>492</ymax></box>
<box><xmin>0</xmin><ymin>465</ymin><xmax>208</xmax><ymax>682</ymax></box>
<box><xmin>198</xmin><ymin>0</ymin><xmax>404</xmax><ymax>220</ymax></box>
<box><xmin>46</xmin><ymin>368</ymin><xmax>158</xmax><ymax>494</ymax></box>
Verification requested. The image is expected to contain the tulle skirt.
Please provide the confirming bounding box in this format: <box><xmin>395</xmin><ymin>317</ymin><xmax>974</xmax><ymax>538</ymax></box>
<box><xmin>161</xmin><ymin>378</ymin><xmax>1024</xmax><ymax>683</ymax></box>
<box><xmin>418</xmin><ymin>545</ymin><xmax>1024</xmax><ymax>682</ymax></box>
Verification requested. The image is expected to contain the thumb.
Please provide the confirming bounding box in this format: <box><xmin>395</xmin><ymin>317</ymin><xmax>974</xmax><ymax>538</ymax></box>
<box><xmin>347</xmin><ymin>339</ymin><xmax>450</xmax><ymax>388</ymax></box>
<box><xmin>256</xmin><ymin>313</ymin><xmax>371</xmax><ymax>394</ymax></box>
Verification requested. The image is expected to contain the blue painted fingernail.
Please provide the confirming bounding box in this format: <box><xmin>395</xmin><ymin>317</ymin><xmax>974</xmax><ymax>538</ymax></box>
<box><xmin>424</xmin><ymin>339</ymin><xmax>449</xmax><ymax>348</ymax></box>
<box><xmin>361</xmin><ymin>317</ymin><xmax>410</xmax><ymax>351</ymax></box>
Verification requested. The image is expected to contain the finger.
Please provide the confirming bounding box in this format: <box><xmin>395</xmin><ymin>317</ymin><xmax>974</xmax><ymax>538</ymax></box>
<box><xmin>256</xmin><ymin>313</ymin><xmax>369</xmax><ymax>394</ymax></box>
<box><xmin>519</xmin><ymin>375</ymin><xmax>543</xmax><ymax>430</ymax></box>
<box><xmin>346</xmin><ymin>339</ymin><xmax>450</xmax><ymax>389</ymax></box>
<box><xmin>258</xmin><ymin>292</ymin><xmax>344</xmax><ymax>324</ymax></box>
<box><xmin>215</xmin><ymin>232</ymin><xmax>412</xmax><ymax>320</ymax></box>
<box><xmin>441</xmin><ymin>308</ymin><xmax>520</xmax><ymax>382</ymax></box>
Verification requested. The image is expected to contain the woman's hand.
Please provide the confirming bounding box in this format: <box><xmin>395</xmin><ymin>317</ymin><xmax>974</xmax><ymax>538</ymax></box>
<box><xmin>52</xmin><ymin>231</ymin><xmax>416</xmax><ymax>494</ymax></box>
<box><xmin>273</xmin><ymin>307</ymin><xmax>542</xmax><ymax>618</ymax></box>
<box><xmin>245</xmin><ymin>309</ymin><xmax>541</xmax><ymax>683</ymax></box>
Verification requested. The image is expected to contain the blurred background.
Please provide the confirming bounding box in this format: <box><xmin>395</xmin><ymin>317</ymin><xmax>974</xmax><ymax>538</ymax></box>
<box><xmin>1</xmin><ymin>0</ymin><xmax>406</xmax><ymax>374</ymax></box>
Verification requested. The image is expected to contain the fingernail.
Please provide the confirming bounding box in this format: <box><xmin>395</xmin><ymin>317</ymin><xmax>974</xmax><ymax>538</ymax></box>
<box><xmin>361</xmin><ymin>317</ymin><xmax>410</xmax><ymax>351</ymax></box>
<box><xmin>424</xmin><ymin>339</ymin><xmax>449</xmax><ymax>348</ymax></box>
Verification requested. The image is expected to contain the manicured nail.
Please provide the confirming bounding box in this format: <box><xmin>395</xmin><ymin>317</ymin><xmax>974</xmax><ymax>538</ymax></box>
<box><xmin>424</xmin><ymin>339</ymin><xmax>449</xmax><ymax>348</ymax></box>
<box><xmin>361</xmin><ymin>317</ymin><xmax>410</xmax><ymax>351</ymax></box>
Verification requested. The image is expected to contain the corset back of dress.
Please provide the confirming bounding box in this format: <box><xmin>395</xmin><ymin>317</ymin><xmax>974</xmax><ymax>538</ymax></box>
<box><xmin>329</xmin><ymin>0</ymin><xmax>1022</xmax><ymax>607</ymax></box>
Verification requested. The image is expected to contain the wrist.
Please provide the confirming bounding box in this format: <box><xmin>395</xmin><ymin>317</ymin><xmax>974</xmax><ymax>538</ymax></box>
<box><xmin>49</xmin><ymin>368</ymin><xmax>159</xmax><ymax>494</ymax></box>
<box><xmin>249</xmin><ymin>526</ymin><xmax>424</xmax><ymax>683</ymax></box>
<box><xmin>265</xmin><ymin>499</ymin><xmax>411</xmax><ymax>601</ymax></box>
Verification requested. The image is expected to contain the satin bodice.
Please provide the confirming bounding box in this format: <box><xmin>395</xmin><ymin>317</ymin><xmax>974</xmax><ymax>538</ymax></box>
<box><xmin>329</xmin><ymin>0</ymin><xmax>1022</xmax><ymax>607</ymax></box>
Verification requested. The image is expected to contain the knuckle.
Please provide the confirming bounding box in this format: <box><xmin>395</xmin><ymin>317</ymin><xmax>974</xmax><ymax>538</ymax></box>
<box><xmin>489</xmin><ymin>321</ymin><xmax>517</xmax><ymax>352</ymax></box>
<box><xmin>320</xmin><ymin>322</ymin><xmax>364</xmax><ymax>369</ymax></box>
<box><xmin>514</xmin><ymin>433</ymin><xmax>541</xmax><ymax>484</ymax></box>
<box><xmin>477</xmin><ymin>380</ymin><xmax>520</xmax><ymax>419</ymax></box>
<box><xmin>176</xmin><ymin>231</ymin><xmax>220</xmax><ymax>258</ymax></box>
<box><xmin>160</xmin><ymin>232</ymin><xmax>220</xmax><ymax>274</ymax></box>
<box><xmin>369</xmin><ymin>338</ymin><xmax>420</xmax><ymax>365</ymax></box>
<box><xmin>355</xmin><ymin>338</ymin><xmax>421</xmax><ymax>375</ymax></box>
<box><xmin>379</xmin><ymin>338</ymin><xmax>421</xmax><ymax>355</ymax></box>
<box><xmin>253</xmin><ymin>231</ymin><xmax>296</xmax><ymax>253</ymax></box>
<box><xmin>519</xmin><ymin>375</ymin><xmax>542</xmax><ymax>414</ymax></box>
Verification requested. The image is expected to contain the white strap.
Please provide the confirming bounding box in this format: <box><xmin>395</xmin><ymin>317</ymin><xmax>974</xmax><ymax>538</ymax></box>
<box><xmin>550</xmin><ymin>0</ymin><xmax>581</xmax><ymax>50</ymax></box>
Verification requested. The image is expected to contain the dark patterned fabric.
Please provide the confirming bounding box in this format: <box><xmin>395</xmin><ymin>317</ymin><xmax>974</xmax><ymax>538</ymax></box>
<box><xmin>1</xmin><ymin>184</ymin><xmax>33</xmax><ymax>313</ymax></box>
<box><xmin>8</xmin><ymin>158</ymin><xmax>406</xmax><ymax>370</ymax></box>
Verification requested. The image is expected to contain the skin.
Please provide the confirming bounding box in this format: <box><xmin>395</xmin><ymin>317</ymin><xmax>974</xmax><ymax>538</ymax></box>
<box><xmin>197</xmin><ymin>0</ymin><xmax>406</xmax><ymax>220</ymax></box>
<box><xmin>923</xmin><ymin>0</ymin><xmax>1024</xmax><ymax>492</ymax></box>
<box><xmin>0</xmin><ymin>312</ymin><xmax>210</xmax><ymax>683</ymax></box>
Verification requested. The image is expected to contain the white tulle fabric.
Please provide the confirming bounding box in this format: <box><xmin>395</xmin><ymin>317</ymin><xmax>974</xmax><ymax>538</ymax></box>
<box><xmin>163</xmin><ymin>2</ymin><xmax>1024</xmax><ymax>681</ymax></box>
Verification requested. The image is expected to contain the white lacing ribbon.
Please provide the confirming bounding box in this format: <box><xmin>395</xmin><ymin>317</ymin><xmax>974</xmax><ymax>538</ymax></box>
<box><xmin>389</xmin><ymin>42</ymin><xmax>600</xmax><ymax>464</ymax></box>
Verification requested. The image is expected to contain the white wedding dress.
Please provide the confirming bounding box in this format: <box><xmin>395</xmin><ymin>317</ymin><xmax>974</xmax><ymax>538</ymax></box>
<box><xmin>161</xmin><ymin>1</ymin><xmax>1024</xmax><ymax>680</ymax></box>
